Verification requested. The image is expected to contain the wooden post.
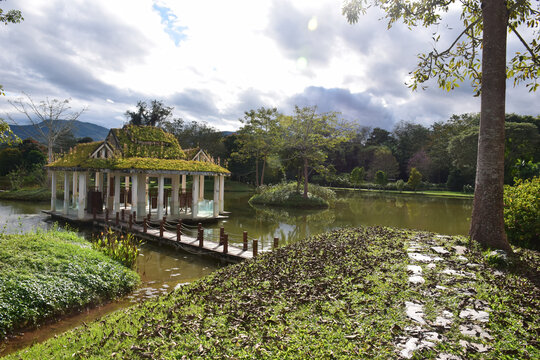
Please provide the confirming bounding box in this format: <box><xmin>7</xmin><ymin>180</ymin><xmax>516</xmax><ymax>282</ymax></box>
<box><xmin>121</xmin><ymin>209</ymin><xmax>125</xmax><ymax>222</ymax></box>
<box><xmin>143</xmin><ymin>218</ymin><xmax>147</xmax><ymax>233</ymax></box>
<box><xmin>129</xmin><ymin>214</ymin><xmax>133</xmax><ymax>230</ymax></box>
<box><xmin>223</xmin><ymin>233</ymin><xmax>228</xmax><ymax>254</ymax></box>
<box><xmin>105</xmin><ymin>208</ymin><xmax>109</xmax><ymax>223</ymax></box>
<box><xmin>253</xmin><ymin>239</ymin><xmax>258</xmax><ymax>257</ymax></box>
<box><xmin>115</xmin><ymin>212</ymin><xmax>119</xmax><ymax>226</ymax></box>
<box><xmin>243</xmin><ymin>231</ymin><xmax>248</xmax><ymax>251</ymax></box>
<box><xmin>176</xmin><ymin>222</ymin><xmax>182</xmax><ymax>242</ymax></box>
<box><xmin>198</xmin><ymin>227</ymin><xmax>204</xmax><ymax>248</ymax></box>
<box><xmin>93</xmin><ymin>207</ymin><xmax>97</xmax><ymax>221</ymax></box>
<box><xmin>220</xmin><ymin>226</ymin><xmax>225</xmax><ymax>245</ymax></box>
<box><xmin>273</xmin><ymin>237</ymin><xmax>279</xmax><ymax>249</ymax></box>
<box><xmin>160</xmin><ymin>221</ymin><xmax>164</xmax><ymax>238</ymax></box>
<box><xmin>133</xmin><ymin>211</ymin><xmax>136</xmax><ymax>222</ymax></box>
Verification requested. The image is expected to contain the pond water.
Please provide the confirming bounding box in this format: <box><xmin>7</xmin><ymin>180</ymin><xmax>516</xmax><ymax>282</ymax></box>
<box><xmin>0</xmin><ymin>190</ymin><xmax>472</xmax><ymax>355</ymax></box>
<box><xmin>211</xmin><ymin>190</ymin><xmax>473</xmax><ymax>250</ymax></box>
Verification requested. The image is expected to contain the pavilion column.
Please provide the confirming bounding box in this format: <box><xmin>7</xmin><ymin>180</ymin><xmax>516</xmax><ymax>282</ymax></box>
<box><xmin>219</xmin><ymin>175</ymin><xmax>225</xmax><ymax>213</ymax></box>
<box><xmin>72</xmin><ymin>171</ymin><xmax>78</xmax><ymax>208</ymax></box>
<box><xmin>199</xmin><ymin>175</ymin><xmax>205</xmax><ymax>201</ymax></box>
<box><xmin>77</xmin><ymin>172</ymin><xmax>86</xmax><ymax>219</ymax></box>
<box><xmin>125</xmin><ymin>176</ymin><xmax>130</xmax><ymax>206</ymax></box>
<box><xmin>181</xmin><ymin>175</ymin><xmax>187</xmax><ymax>193</ymax></box>
<box><xmin>171</xmin><ymin>174</ymin><xmax>180</xmax><ymax>216</ymax></box>
<box><xmin>50</xmin><ymin>171</ymin><xmax>57</xmax><ymax>212</ymax></box>
<box><xmin>114</xmin><ymin>173</ymin><xmax>121</xmax><ymax>214</ymax></box>
<box><xmin>96</xmin><ymin>172</ymin><xmax>102</xmax><ymax>192</ymax></box>
<box><xmin>157</xmin><ymin>174</ymin><xmax>164</xmax><ymax>220</ymax></box>
<box><xmin>136</xmin><ymin>173</ymin><xmax>147</xmax><ymax>220</ymax></box>
<box><xmin>131</xmin><ymin>174</ymin><xmax>138</xmax><ymax>215</ymax></box>
<box><xmin>83</xmin><ymin>172</ymin><xmax>89</xmax><ymax>210</ymax></box>
<box><xmin>213</xmin><ymin>176</ymin><xmax>219</xmax><ymax>218</ymax></box>
<box><xmin>106</xmin><ymin>173</ymin><xmax>114</xmax><ymax>211</ymax></box>
<box><xmin>192</xmin><ymin>175</ymin><xmax>199</xmax><ymax>219</ymax></box>
<box><xmin>63</xmin><ymin>172</ymin><xmax>70</xmax><ymax>215</ymax></box>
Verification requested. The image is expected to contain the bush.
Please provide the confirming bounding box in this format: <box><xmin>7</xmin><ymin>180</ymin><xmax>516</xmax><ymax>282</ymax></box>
<box><xmin>93</xmin><ymin>229</ymin><xmax>140</xmax><ymax>268</ymax></box>
<box><xmin>0</xmin><ymin>227</ymin><xmax>139</xmax><ymax>337</ymax></box>
<box><xmin>395</xmin><ymin>179</ymin><xmax>405</xmax><ymax>192</ymax></box>
<box><xmin>249</xmin><ymin>182</ymin><xmax>335</xmax><ymax>208</ymax></box>
<box><xmin>503</xmin><ymin>177</ymin><xmax>539</xmax><ymax>249</ymax></box>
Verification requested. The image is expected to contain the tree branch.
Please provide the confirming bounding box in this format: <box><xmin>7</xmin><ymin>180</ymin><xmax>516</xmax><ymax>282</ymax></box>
<box><xmin>508</xmin><ymin>22</ymin><xmax>540</xmax><ymax>66</ymax></box>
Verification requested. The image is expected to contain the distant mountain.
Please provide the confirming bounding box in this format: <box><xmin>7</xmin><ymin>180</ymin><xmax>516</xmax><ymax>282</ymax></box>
<box><xmin>10</xmin><ymin>120</ymin><xmax>110</xmax><ymax>142</ymax></box>
<box><xmin>221</xmin><ymin>131</ymin><xmax>235</xmax><ymax>136</ymax></box>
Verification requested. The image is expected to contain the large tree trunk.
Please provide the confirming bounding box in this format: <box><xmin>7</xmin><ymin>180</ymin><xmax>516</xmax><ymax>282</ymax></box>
<box><xmin>303</xmin><ymin>158</ymin><xmax>309</xmax><ymax>198</ymax></box>
<box><xmin>469</xmin><ymin>0</ymin><xmax>512</xmax><ymax>252</ymax></box>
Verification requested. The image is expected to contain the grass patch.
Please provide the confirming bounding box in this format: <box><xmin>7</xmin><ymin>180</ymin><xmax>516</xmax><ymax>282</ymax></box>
<box><xmin>331</xmin><ymin>187</ymin><xmax>474</xmax><ymax>199</ymax></box>
<box><xmin>6</xmin><ymin>227</ymin><xmax>539</xmax><ymax>359</ymax></box>
<box><xmin>249</xmin><ymin>182</ymin><xmax>335</xmax><ymax>208</ymax></box>
<box><xmin>0</xmin><ymin>227</ymin><xmax>139</xmax><ymax>338</ymax></box>
<box><xmin>0</xmin><ymin>187</ymin><xmax>53</xmax><ymax>202</ymax></box>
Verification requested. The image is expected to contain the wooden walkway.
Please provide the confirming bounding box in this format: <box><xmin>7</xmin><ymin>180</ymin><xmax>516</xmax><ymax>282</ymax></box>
<box><xmin>43</xmin><ymin>210</ymin><xmax>255</xmax><ymax>263</ymax></box>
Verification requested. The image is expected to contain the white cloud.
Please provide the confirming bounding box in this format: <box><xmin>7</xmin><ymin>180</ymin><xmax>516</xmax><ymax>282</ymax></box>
<box><xmin>0</xmin><ymin>0</ymin><xmax>537</xmax><ymax>131</ymax></box>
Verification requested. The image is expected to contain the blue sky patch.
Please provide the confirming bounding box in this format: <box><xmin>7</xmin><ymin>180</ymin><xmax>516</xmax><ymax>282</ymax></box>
<box><xmin>152</xmin><ymin>3</ymin><xmax>188</xmax><ymax>46</ymax></box>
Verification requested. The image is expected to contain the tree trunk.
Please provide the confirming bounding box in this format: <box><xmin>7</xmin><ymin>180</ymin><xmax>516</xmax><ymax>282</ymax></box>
<box><xmin>260</xmin><ymin>155</ymin><xmax>266</xmax><ymax>186</ymax></box>
<box><xmin>48</xmin><ymin>139</ymin><xmax>54</xmax><ymax>163</ymax></box>
<box><xmin>469</xmin><ymin>0</ymin><xmax>512</xmax><ymax>252</ymax></box>
<box><xmin>255</xmin><ymin>159</ymin><xmax>259</xmax><ymax>187</ymax></box>
<box><xmin>303</xmin><ymin>158</ymin><xmax>309</xmax><ymax>198</ymax></box>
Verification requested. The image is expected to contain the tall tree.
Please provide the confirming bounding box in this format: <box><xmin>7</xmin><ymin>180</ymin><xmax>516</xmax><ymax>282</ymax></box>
<box><xmin>125</xmin><ymin>100</ymin><xmax>173</xmax><ymax>127</ymax></box>
<box><xmin>7</xmin><ymin>94</ymin><xmax>86</xmax><ymax>162</ymax></box>
<box><xmin>233</xmin><ymin>107</ymin><xmax>281</xmax><ymax>186</ymax></box>
<box><xmin>281</xmin><ymin>106</ymin><xmax>354</xmax><ymax>198</ymax></box>
<box><xmin>164</xmin><ymin>118</ymin><xmax>226</xmax><ymax>158</ymax></box>
<box><xmin>343</xmin><ymin>0</ymin><xmax>540</xmax><ymax>251</ymax></box>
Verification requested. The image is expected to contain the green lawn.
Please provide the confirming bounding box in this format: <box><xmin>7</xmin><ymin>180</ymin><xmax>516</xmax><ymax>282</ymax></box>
<box><xmin>0</xmin><ymin>187</ymin><xmax>53</xmax><ymax>201</ymax></box>
<box><xmin>8</xmin><ymin>227</ymin><xmax>538</xmax><ymax>359</ymax></box>
<box><xmin>331</xmin><ymin>187</ymin><xmax>474</xmax><ymax>199</ymax></box>
<box><xmin>0</xmin><ymin>227</ymin><xmax>139</xmax><ymax>338</ymax></box>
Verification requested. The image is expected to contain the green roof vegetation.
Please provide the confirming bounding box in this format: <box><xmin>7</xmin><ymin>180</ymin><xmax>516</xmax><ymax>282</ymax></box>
<box><xmin>111</xmin><ymin>125</ymin><xmax>185</xmax><ymax>159</ymax></box>
<box><xmin>47</xmin><ymin>126</ymin><xmax>229</xmax><ymax>174</ymax></box>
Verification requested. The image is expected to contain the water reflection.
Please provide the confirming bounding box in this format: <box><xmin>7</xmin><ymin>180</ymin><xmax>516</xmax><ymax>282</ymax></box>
<box><xmin>211</xmin><ymin>190</ymin><xmax>472</xmax><ymax>249</ymax></box>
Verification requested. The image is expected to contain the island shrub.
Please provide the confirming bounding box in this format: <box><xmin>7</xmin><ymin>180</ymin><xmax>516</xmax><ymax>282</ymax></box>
<box><xmin>503</xmin><ymin>177</ymin><xmax>539</xmax><ymax>249</ymax></box>
<box><xmin>249</xmin><ymin>182</ymin><xmax>335</xmax><ymax>208</ymax></box>
<box><xmin>0</xmin><ymin>227</ymin><xmax>139</xmax><ymax>337</ymax></box>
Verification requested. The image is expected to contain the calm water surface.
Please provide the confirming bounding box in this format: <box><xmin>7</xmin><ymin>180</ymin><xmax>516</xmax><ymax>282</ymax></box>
<box><xmin>213</xmin><ymin>190</ymin><xmax>473</xmax><ymax>249</ymax></box>
<box><xmin>0</xmin><ymin>190</ymin><xmax>472</xmax><ymax>355</ymax></box>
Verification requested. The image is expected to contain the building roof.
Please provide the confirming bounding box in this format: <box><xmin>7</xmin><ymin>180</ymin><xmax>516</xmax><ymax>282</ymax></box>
<box><xmin>47</xmin><ymin>125</ymin><xmax>230</xmax><ymax>175</ymax></box>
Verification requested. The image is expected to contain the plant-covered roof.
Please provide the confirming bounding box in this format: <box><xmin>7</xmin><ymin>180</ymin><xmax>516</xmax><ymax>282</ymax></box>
<box><xmin>47</xmin><ymin>126</ymin><xmax>230</xmax><ymax>174</ymax></box>
<box><xmin>110</xmin><ymin>125</ymin><xmax>185</xmax><ymax>159</ymax></box>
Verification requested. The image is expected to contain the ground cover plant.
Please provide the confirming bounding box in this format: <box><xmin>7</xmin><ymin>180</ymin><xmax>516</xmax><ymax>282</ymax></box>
<box><xmin>0</xmin><ymin>227</ymin><xmax>139</xmax><ymax>338</ymax></box>
<box><xmin>8</xmin><ymin>226</ymin><xmax>538</xmax><ymax>359</ymax></box>
<box><xmin>249</xmin><ymin>182</ymin><xmax>336</xmax><ymax>208</ymax></box>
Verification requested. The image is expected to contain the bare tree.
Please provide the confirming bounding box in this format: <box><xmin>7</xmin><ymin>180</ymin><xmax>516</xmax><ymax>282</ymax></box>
<box><xmin>7</xmin><ymin>93</ymin><xmax>87</xmax><ymax>162</ymax></box>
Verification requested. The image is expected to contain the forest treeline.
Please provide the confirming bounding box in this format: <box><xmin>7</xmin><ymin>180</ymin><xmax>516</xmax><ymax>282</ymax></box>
<box><xmin>1</xmin><ymin>104</ymin><xmax>538</xmax><ymax>193</ymax></box>
<box><xmin>221</xmin><ymin>111</ymin><xmax>539</xmax><ymax>191</ymax></box>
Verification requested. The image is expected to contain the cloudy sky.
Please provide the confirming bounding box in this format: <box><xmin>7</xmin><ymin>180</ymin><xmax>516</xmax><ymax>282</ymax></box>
<box><xmin>1</xmin><ymin>0</ymin><xmax>538</xmax><ymax>131</ymax></box>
